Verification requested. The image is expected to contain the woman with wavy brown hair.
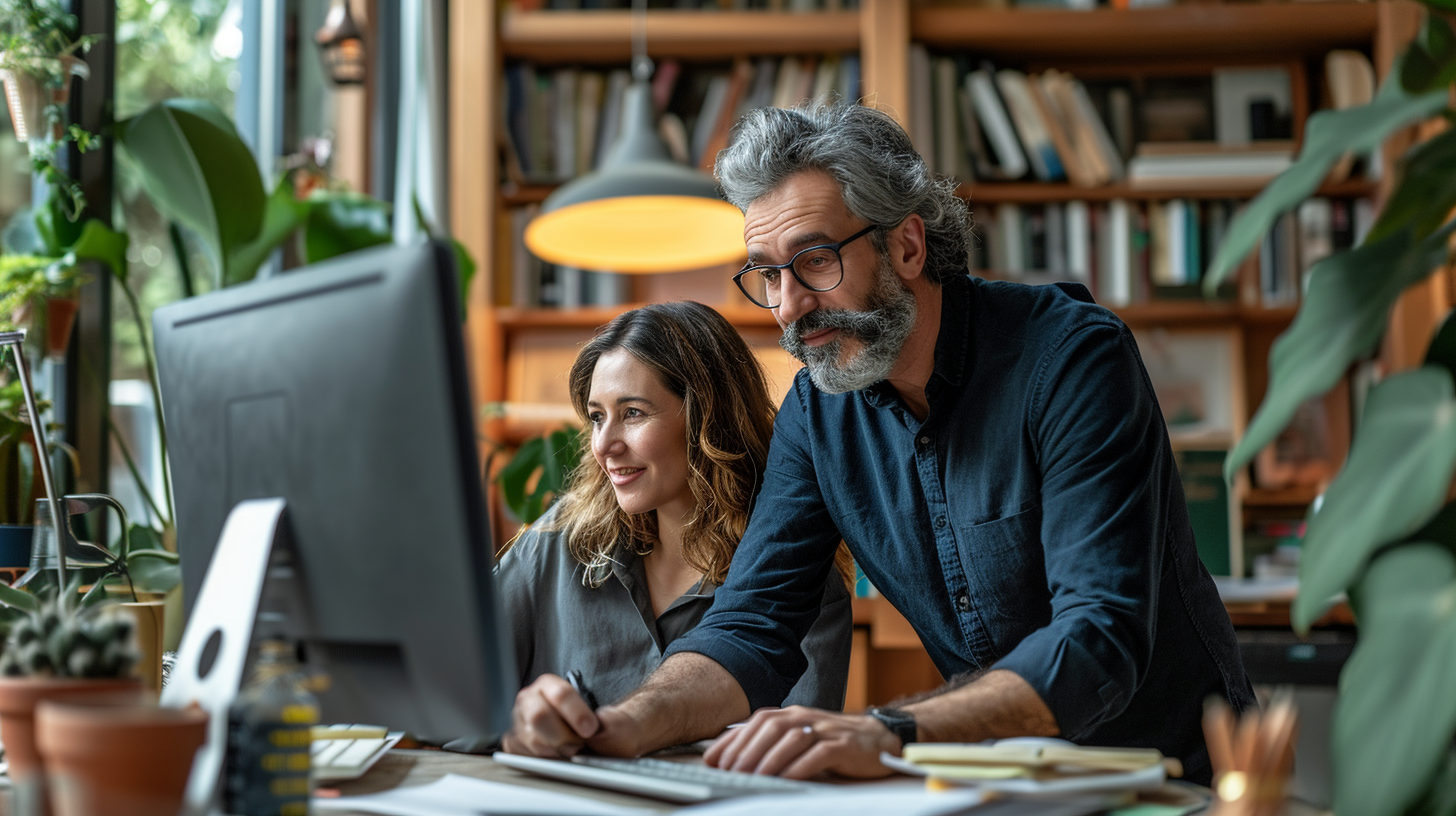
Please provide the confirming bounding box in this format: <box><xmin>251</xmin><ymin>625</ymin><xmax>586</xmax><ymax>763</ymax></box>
<box><xmin>497</xmin><ymin>301</ymin><xmax>852</xmax><ymax>757</ymax></box>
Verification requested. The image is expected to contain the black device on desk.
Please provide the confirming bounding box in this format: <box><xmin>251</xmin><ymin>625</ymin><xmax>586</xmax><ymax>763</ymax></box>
<box><xmin>153</xmin><ymin>240</ymin><xmax>516</xmax><ymax>744</ymax></box>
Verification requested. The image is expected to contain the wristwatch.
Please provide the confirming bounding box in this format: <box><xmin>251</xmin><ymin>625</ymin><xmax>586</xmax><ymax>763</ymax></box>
<box><xmin>866</xmin><ymin>706</ymin><xmax>918</xmax><ymax>747</ymax></box>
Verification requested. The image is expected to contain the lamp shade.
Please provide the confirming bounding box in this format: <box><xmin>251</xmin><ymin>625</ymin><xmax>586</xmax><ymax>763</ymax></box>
<box><xmin>525</xmin><ymin>81</ymin><xmax>745</xmax><ymax>273</ymax></box>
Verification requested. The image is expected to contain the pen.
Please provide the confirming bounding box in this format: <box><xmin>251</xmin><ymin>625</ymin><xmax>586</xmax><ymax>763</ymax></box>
<box><xmin>566</xmin><ymin>670</ymin><xmax>598</xmax><ymax>712</ymax></box>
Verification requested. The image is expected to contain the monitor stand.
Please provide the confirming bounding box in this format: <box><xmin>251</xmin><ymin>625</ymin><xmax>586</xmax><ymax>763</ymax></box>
<box><xmin>161</xmin><ymin>498</ymin><xmax>310</xmax><ymax>816</ymax></box>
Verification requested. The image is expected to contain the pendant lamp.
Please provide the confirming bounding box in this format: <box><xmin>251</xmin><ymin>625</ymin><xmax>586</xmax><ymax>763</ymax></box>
<box><xmin>524</xmin><ymin>8</ymin><xmax>745</xmax><ymax>273</ymax></box>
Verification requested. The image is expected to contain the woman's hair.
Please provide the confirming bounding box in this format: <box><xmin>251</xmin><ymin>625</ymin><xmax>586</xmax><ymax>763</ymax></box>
<box><xmin>715</xmin><ymin>102</ymin><xmax>970</xmax><ymax>285</ymax></box>
<box><xmin>548</xmin><ymin>301</ymin><xmax>778</xmax><ymax>587</ymax></box>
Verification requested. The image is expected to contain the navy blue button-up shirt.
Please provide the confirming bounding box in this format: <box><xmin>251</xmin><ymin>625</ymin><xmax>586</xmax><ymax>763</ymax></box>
<box><xmin>666</xmin><ymin>273</ymin><xmax>1255</xmax><ymax>784</ymax></box>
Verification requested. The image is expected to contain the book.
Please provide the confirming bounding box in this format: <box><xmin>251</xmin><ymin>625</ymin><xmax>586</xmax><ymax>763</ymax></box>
<box><xmin>837</xmin><ymin>54</ymin><xmax>861</xmax><ymax>104</ymax></box>
<box><xmin>1064</xmin><ymin>200</ymin><xmax>1091</xmax><ymax>287</ymax></box>
<box><xmin>690</xmin><ymin>72</ymin><xmax>732</xmax><ymax>166</ymax></box>
<box><xmin>1098</xmin><ymin>199</ymin><xmax>1133</xmax><ymax>306</ymax></box>
<box><xmin>909</xmin><ymin>45</ymin><xmax>936</xmax><ymax>163</ymax></box>
<box><xmin>551</xmin><ymin>68</ymin><xmax>578</xmax><ymax>179</ymax></box>
<box><xmin>1051</xmin><ymin>71</ymin><xmax>1125</xmax><ymax>181</ymax></box>
<box><xmin>1325</xmin><ymin>50</ymin><xmax>1376</xmax><ymax>182</ymax></box>
<box><xmin>595</xmin><ymin>69</ymin><xmax>632</xmax><ymax>168</ymax></box>
<box><xmin>1028</xmin><ymin>73</ymin><xmax>1096</xmax><ymax>187</ymax></box>
<box><xmin>932</xmin><ymin>56</ymin><xmax>972</xmax><ymax>181</ymax></box>
<box><xmin>575</xmin><ymin>71</ymin><xmax>605</xmax><ymax>174</ymax></box>
<box><xmin>957</xmin><ymin>86</ymin><xmax>994</xmax><ymax>179</ymax></box>
<box><xmin>811</xmin><ymin>55</ymin><xmax>839</xmax><ymax>105</ymax></box>
<box><xmin>1127</xmin><ymin>141</ymin><xmax>1295</xmax><ymax>189</ymax></box>
<box><xmin>965</xmin><ymin>68</ymin><xmax>1028</xmax><ymax>179</ymax></box>
<box><xmin>698</xmin><ymin>58</ymin><xmax>754</xmax><ymax>172</ymax></box>
<box><xmin>995</xmin><ymin>68</ymin><xmax>1066</xmax><ymax>182</ymax></box>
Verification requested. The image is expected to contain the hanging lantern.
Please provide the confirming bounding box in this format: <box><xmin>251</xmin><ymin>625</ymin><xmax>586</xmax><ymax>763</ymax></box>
<box><xmin>315</xmin><ymin>0</ymin><xmax>366</xmax><ymax>86</ymax></box>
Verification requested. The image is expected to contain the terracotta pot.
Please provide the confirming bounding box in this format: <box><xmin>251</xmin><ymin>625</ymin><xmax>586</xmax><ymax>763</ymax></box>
<box><xmin>42</xmin><ymin>296</ymin><xmax>79</xmax><ymax>359</ymax></box>
<box><xmin>0</xmin><ymin>677</ymin><xmax>143</xmax><ymax>816</ymax></box>
<box><xmin>36</xmin><ymin>695</ymin><xmax>207</xmax><ymax>816</ymax></box>
<box><xmin>0</xmin><ymin>54</ymin><xmax>89</xmax><ymax>144</ymax></box>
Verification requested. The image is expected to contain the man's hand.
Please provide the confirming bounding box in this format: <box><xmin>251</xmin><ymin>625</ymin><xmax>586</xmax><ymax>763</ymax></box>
<box><xmin>501</xmin><ymin>674</ymin><xmax>599</xmax><ymax>757</ymax></box>
<box><xmin>703</xmin><ymin>706</ymin><xmax>901</xmax><ymax>780</ymax></box>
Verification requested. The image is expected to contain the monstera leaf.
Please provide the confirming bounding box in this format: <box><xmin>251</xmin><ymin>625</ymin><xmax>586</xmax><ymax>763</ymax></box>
<box><xmin>1227</xmin><ymin>223</ymin><xmax>1455</xmax><ymax>480</ymax></box>
<box><xmin>1203</xmin><ymin>54</ymin><xmax>1447</xmax><ymax>291</ymax></box>
<box><xmin>1334</xmin><ymin>541</ymin><xmax>1456</xmax><ymax>816</ymax></box>
<box><xmin>118</xmin><ymin>99</ymin><xmax>267</xmax><ymax>286</ymax></box>
<box><xmin>1294</xmin><ymin>366</ymin><xmax>1456</xmax><ymax>630</ymax></box>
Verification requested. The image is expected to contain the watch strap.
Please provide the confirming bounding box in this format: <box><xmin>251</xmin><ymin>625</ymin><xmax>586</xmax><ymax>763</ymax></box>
<box><xmin>867</xmin><ymin>706</ymin><xmax>918</xmax><ymax>747</ymax></box>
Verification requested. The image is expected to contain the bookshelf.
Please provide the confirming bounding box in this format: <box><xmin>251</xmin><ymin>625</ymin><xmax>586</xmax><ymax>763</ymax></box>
<box><xmin>448</xmin><ymin>0</ymin><xmax>1426</xmax><ymax>576</ymax></box>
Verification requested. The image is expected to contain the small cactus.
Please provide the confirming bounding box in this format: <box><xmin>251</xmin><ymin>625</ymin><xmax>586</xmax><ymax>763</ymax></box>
<box><xmin>0</xmin><ymin>590</ymin><xmax>138</xmax><ymax>679</ymax></box>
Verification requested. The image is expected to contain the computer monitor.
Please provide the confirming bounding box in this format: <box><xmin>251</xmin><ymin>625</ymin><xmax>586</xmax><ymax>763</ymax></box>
<box><xmin>152</xmin><ymin>240</ymin><xmax>515</xmax><ymax>744</ymax></box>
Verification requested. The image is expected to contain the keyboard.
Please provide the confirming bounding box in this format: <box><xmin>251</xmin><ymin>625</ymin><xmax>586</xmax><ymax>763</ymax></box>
<box><xmin>492</xmin><ymin>752</ymin><xmax>821</xmax><ymax>803</ymax></box>
<box><xmin>311</xmin><ymin>724</ymin><xmax>404</xmax><ymax>783</ymax></box>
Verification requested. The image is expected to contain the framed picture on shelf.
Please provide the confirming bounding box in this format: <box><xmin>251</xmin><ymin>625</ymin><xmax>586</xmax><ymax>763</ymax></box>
<box><xmin>1252</xmin><ymin>389</ymin><xmax>1350</xmax><ymax>491</ymax></box>
<box><xmin>1129</xmin><ymin>325</ymin><xmax>1245</xmax><ymax>450</ymax></box>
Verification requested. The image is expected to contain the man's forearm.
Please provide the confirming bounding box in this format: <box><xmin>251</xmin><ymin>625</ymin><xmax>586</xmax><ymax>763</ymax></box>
<box><xmin>606</xmin><ymin>652</ymin><xmax>752</xmax><ymax>754</ymax></box>
<box><xmin>904</xmin><ymin>669</ymin><xmax>1059</xmax><ymax>744</ymax></box>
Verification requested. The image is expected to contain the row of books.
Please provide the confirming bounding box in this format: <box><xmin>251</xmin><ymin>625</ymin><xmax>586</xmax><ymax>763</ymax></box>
<box><xmin>970</xmin><ymin>197</ymin><xmax>1373</xmax><ymax>308</ymax></box>
<box><xmin>913</xmin><ymin>49</ymin><xmax>1375</xmax><ymax>188</ymax></box>
<box><xmin>503</xmin><ymin>54</ymin><xmax>861</xmax><ymax>184</ymax></box>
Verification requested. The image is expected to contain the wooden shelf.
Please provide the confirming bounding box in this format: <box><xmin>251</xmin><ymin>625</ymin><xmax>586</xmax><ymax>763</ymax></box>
<box><xmin>507</xmin><ymin>179</ymin><xmax>1377</xmax><ymax>208</ymax></box>
<box><xmin>496</xmin><ymin>304</ymin><xmax>781</xmax><ymax>330</ymax></box>
<box><xmin>960</xmin><ymin>179</ymin><xmax>1378</xmax><ymax>204</ymax></box>
<box><xmin>1244</xmin><ymin>484</ymin><xmax>1322</xmax><ymax>508</ymax></box>
<box><xmin>912</xmin><ymin>3</ymin><xmax>1379</xmax><ymax>60</ymax></box>
<box><xmin>500</xmin><ymin>9</ymin><xmax>862</xmax><ymax>62</ymax></box>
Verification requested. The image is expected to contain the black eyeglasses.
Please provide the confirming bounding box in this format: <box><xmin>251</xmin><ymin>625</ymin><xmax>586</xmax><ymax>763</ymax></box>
<box><xmin>733</xmin><ymin>224</ymin><xmax>879</xmax><ymax>309</ymax></box>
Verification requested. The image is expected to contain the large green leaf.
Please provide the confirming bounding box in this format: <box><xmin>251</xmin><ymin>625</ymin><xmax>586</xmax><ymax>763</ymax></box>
<box><xmin>125</xmin><ymin>549</ymin><xmax>181</xmax><ymax>595</ymax></box>
<box><xmin>61</xmin><ymin>219</ymin><xmax>128</xmax><ymax>282</ymax></box>
<box><xmin>224</xmin><ymin>179</ymin><xmax>310</xmax><ymax>286</ymax></box>
<box><xmin>1410</xmin><ymin>749</ymin><xmax>1456</xmax><ymax>816</ymax></box>
<box><xmin>1294</xmin><ymin>367</ymin><xmax>1456</xmax><ymax>631</ymax></box>
<box><xmin>495</xmin><ymin>427</ymin><xmax>582</xmax><ymax>524</ymax></box>
<box><xmin>302</xmin><ymin>192</ymin><xmax>392</xmax><ymax>264</ymax></box>
<box><xmin>1368</xmin><ymin>127</ymin><xmax>1456</xmax><ymax>245</ymax></box>
<box><xmin>118</xmin><ymin>99</ymin><xmax>265</xmax><ymax>285</ymax></box>
<box><xmin>1204</xmin><ymin>62</ymin><xmax>1448</xmax><ymax>290</ymax></box>
<box><xmin>1401</xmin><ymin>16</ymin><xmax>1456</xmax><ymax>93</ymax></box>
<box><xmin>1334</xmin><ymin>542</ymin><xmax>1456</xmax><ymax>816</ymax></box>
<box><xmin>1227</xmin><ymin>223</ymin><xmax>1456</xmax><ymax>480</ymax></box>
<box><xmin>0</xmin><ymin>581</ymin><xmax>37</xmax><ymax>612</ymax></box>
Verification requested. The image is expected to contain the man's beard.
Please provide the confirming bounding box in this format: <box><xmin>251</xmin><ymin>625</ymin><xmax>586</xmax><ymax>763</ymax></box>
<box><xmin>779</xmin><ymin>255</ymin><xmax>918</xmax><ymax>394</ymax></box>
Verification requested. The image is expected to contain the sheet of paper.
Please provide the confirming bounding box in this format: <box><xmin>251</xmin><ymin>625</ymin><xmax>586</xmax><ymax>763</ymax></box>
<box><xmin>677</xmin><ymin>781</ymin><xmax>984</xmax><ymax>816</ymax></box>
<box><xmin>313</xmin><ymin>773</ymin><xmax>656</xmax><ymax>816</ymax></box>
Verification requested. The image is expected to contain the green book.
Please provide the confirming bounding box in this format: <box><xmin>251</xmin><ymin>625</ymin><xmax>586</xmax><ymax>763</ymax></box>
<box><xmin>1175</xmin><ymin>449</ymin><xmax>1234</xmax><ymax>576</ymax></box>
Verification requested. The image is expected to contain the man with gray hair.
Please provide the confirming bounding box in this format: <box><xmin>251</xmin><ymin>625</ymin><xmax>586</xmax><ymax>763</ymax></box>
<box><xmin>505</xmin><ymin>102</ymin><xmax>1254</xmax><ymax>785</ymax></box>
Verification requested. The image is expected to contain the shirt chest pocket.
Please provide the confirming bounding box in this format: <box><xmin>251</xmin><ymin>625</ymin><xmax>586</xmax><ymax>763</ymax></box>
<box><xmin>956</xmin><ymin>507</ymin><xmax>1051</xmax><ymax>656</ymax></box>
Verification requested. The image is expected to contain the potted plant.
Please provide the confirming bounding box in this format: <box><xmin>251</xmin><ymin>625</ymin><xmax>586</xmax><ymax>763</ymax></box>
<box><xmin>0</xmin><ymin>0</ymin><xmax>96</xmax><ymax>147</ymax></box>
<box><xmin>35</xmin><ymin>692</ymin><xmax>206</xmax><ymax>816</ymax></box>
<box><xmin>1203</xmin><ymin>10</ymin><xmax>1456</xmax><ymax>816</ymax></box>
<box><xmin>0</xmin><ymin>586</ymin><xmax>142</xmax><ymax>816</ymax></box>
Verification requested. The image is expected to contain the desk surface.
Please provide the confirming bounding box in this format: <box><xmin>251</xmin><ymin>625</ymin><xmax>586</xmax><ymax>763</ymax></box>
<box><xmin>329</xmin><ymin>749</ymin><xmax>682</xmax><ymax>813</ymax></box>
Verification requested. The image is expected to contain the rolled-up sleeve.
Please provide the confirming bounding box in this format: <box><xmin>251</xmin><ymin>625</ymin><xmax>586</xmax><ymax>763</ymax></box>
<box><xmin>994</xmin><ymin>323</ymin><xmax>1171</xmax><ymax>740</ymax></box>
<box><xmin>665</xmin><ymin>377</ymin><xmax>843</xmax><ymax>710</ymax></box>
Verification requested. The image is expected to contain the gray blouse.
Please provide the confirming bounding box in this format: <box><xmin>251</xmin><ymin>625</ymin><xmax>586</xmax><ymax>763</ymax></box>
<box><xmin>497</xmin><ymin>506</ymin><xmax>853</xmax><ymax>710</ymax></box>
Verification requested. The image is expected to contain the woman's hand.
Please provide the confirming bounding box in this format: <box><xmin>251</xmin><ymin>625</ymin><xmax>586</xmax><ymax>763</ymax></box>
<box><xmin>500</xmin><ymin>674</ymin><xmax>600</xmax><ymax>757</ymax></box>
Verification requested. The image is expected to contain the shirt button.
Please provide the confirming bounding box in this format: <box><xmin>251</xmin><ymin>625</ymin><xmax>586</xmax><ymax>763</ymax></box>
<box><xmin>956</xmin><ymin>593</ymin><xmax>970</xmax><ymax>612</ymax></box>
<box><xmin>935</xmin><ymin>516</ymin><xmax>947</xmax><ymax>529</ymax></box>
<box><xmin>918</xmin><ymin>436</ymin><xmax>931</xmax><ymax>447</ymax></box>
